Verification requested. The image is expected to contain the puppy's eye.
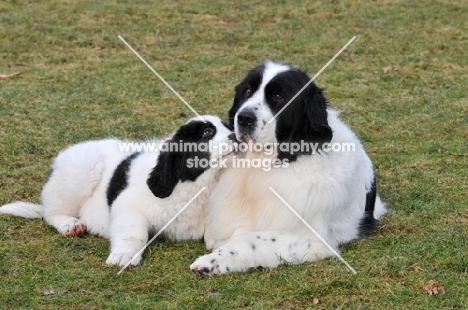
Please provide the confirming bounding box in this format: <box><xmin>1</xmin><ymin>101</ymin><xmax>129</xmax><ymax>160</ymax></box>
<box><xmin>245</xmin><ymin>89</ymin><xmax>251</xmax><ymax>96</ymax></box>
<box><xmin>203</xmin><ymin>127</ymin><xmax>215</xmax><ymax>139</ymax></box>
<box><xmin>275</xmin><ymin>94</ymin><xmax>284</xmax><ymax>100</ymax></box>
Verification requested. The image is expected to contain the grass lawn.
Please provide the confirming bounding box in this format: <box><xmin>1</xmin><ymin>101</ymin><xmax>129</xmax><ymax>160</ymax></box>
<box><xmin>1</xmin><ymin>0</ymin><xmax>467</xmax><ymax>308</ymax></box>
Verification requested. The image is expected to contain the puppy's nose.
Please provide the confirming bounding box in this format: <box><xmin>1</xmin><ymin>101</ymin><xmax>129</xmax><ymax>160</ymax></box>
<box><xmin>228</xmin><ymin>133</ymin><xmax>237</xmax><ymax>141</ymax></box>
<box><xmin>237</xmin><ymin>111</ymin><xmax>257</xmax><ymax>127</ymax></box>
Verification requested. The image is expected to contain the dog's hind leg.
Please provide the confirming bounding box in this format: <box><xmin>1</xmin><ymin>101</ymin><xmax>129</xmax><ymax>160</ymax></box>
<box><xmin>41</xmin><ymin>146</ymin><xmax>106</xmax><ymax>236</ymax></box>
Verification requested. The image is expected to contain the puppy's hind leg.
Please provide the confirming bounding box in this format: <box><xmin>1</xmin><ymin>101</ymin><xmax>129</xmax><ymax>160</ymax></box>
<box><xmin>41</xmin><ymin>151</ymin><xmax>106</xmax><ymax>236</ymax></box>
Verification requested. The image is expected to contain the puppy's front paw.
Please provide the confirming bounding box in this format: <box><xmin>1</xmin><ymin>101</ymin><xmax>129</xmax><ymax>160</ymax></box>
<box><xmin>106</xmin><ymin>252</ymin><xmax>141</xmax><ymax>266</ymax></box>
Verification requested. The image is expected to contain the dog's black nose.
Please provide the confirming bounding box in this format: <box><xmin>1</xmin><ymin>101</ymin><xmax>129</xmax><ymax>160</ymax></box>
<box><xmin>237</xmin><ymin>111</ymin><xmax>257</xmax><ymax>127</ymax></box>
<box><xmin>228</xmin><ymin>133</ymin><xmax>237</xmax><ymax>141</ymax></box>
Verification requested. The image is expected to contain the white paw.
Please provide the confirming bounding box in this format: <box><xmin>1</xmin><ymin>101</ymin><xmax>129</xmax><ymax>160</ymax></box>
<box><xmin>106</xmin><ymin>252</ymin><xmax>142</xmax><ymax>266</ymax></box>
<box><xmin>190</xmin><ymin>249</ymin><xmax>235</xmax><ymax>276</ymax></box>
<box><xmin>56</xmin><ymin>218</ymin><xmax>87</xmax><ymax>236</ymax></box>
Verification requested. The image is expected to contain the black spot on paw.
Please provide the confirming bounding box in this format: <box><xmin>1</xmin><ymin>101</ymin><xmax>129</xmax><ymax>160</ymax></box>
<box><xmin>226</xmin><ymin>267</ymin><xmax>230</xmax><ymax>272</ymax></box>
<box><xmin>271</xmin><ymin>238</ymin><xmax>276</xmax><ymax>242</ymax></box>
<box><xmin>210</xmin><ymin>259</ymin><xmax>216</xmax><ymax>264</ymax></box>
<box><xmin>230</xmin><ymin>251</ymin><xmax>235</xmax><ymax>255</ymax></box>
<box><xmin>250</xmin><ymin>243</ymin><xmax>256</xmax><ymax>250</ymax></box>
<box><xmin>199</xmin><ymin>267</ymin><xmax>211</xmax><ymax>275</ymax></box>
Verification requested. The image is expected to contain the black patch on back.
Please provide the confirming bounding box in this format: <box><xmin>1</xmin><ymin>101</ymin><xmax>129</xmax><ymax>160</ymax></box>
<box><xmin>107</xmin><ymin>152</ymin><xmax>141</xmax><ymax>207</ymax></box>
<box><xmin>358</xmin><ymin>174</ymin><xmax>380</xmax><ymax>237</ymax></box>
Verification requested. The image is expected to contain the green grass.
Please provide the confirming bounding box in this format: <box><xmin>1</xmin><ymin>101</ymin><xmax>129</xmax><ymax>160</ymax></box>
<box><xmin>1</xmin><ymin>0</ymin><xmax>467</xmax><ymax>308</ymax></box>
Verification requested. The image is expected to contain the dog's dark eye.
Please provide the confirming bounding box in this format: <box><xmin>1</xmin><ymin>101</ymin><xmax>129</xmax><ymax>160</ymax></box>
<box><xmin>275</xmin><ymin>94</ymin><xmax>284</xmax><ymax>100</ymax></box>
<box><xmin>203</xmin><ymin>127</ymin><xmax>215</xmax><ymax>139</ymax></box>
<box><xmin>245</xmin><ymin>88</ymin><xmax>251</xmax><ymax>96</ymax></box>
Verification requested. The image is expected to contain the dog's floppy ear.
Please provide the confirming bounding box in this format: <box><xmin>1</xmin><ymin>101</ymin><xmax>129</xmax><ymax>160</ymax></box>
<box><xmin>300</xmin><ymin>86</ymin><xmax>333</xmax><ymax>146</ymax></box>
<box><xmin>146</xmin><ymin>121</ymin><xmax>210</xmax><ymax>199</ymax></box>
<box><xmin>146</xmin><ymin>151</ymin><xmax>179</xmax><ymax>199</ymax></box>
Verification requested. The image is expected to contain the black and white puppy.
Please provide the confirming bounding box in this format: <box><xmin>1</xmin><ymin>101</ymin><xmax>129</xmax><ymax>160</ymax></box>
<box><xmin>191</xmin><ymin>61</ymin><xmax>387</xmax><ymax>275</ymax></box>
<box><xmin>0</xmin><ymin>115</ymin><xmax>236</xmax><ymax>266</ymax></box>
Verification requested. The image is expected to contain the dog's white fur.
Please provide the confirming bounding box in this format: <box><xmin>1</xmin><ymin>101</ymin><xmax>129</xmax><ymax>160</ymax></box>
<box><xmin>0</xmin><ymin>115</ymin><xmax>235</xmax><ymax>266</ymax></box>
<box><xmin>190</xmin><ymin>61</ymin><xmax>386</xmax><ymax>275</ymax></box>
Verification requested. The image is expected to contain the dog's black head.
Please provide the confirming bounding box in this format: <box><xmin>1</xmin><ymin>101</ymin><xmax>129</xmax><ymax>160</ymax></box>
<box><xmin>229</xmin><ymin>61</ymin><xmax>333</xmax><ymax>161</ymax></box>
<box><xmin>147</xmin><ymin>115</ymin><xmax>234</xmax><ymax>199</ymax></box>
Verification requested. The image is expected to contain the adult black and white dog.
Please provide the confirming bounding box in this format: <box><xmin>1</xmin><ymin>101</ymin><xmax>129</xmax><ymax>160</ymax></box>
<box><xmin>0</xmin><ymin>115</ymin><xmax>236</xmax><ymax>266</ymax></box>
<box><xmin>190</xmin><ymin>61</ymin><xmax>386</xmax><ymax>275</ymax></box>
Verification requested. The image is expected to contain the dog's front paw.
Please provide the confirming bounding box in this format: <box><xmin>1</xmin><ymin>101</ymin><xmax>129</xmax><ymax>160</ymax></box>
<box><xmin>106</xmin><ymin>252</ymin><xmax>141</xmax><ymax>266</ymax></box>
<box><xmin>190</xmin><ymin>254</ymin><xmax>221</xmax><ymax>276</ymax></box>
<box><xmin>190</xmin><ymin>249</ymin><xmax>236</xmax><ymax>276</ymax></box>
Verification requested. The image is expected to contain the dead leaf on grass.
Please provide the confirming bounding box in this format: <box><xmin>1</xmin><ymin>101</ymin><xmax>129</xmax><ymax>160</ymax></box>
<box><xmin>0</xmin><ymin>72</ymin><xmax>22</xmax><ymax>80</ymax></box>
<box><xmin>382</xmin><ymin>66</ymin><xmax>395</xmax><ymax>75</ymax></box>
<box><xmin>42</xmin><ymin>287</ymin><xmax>69</xmax><ymax>296</ymax></box>
<box><xmin>421</xmin><ymin>280</ymin><xmax>445</xmax><ymax>295</ymax></box>
<box><xmin>219</xmin><ymin>20</ymin><xmax>235</xmax><ymax>27</ymax></box>
<box><xmin>312</xmin><ymin>297</ymin><xmax>321</xmax><ymax>304</ymax></box>
<box><xmin>203</xmin><ymin>284</ymin><xmax>223</xmax><ymax>297</ymax></box>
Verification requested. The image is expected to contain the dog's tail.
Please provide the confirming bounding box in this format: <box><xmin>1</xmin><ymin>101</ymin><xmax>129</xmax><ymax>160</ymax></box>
<box><xmin>0</xmin><ymin>201</ymin><xmax>44</xmax><ymax>218</ymax></box>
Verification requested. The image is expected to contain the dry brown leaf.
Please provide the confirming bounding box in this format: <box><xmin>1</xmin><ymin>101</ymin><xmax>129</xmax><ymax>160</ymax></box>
<box><xmin>382</xmin><ymin>66</ymin><xmax>395</xmax><ymax>75</ymax></box>
<box><xmin>42</xmin><ymin>287</ymin><xmax>69</xmax><ymax>296</ymax></box>
<box><xmin>42</xmin><ymin>288</ymin><xmax>55</xmax><ymax>295</ymax></box>
<box><xmin>203</xmin><ymin>284</ymin><xmax>222</xmax><ymax>297</ymax></box>
<box><xmin>312</xmin><ymin>297</ymin><xmax>321</xmax><ymax>304</ymax></box>
<box><xmin>219</xmin><ymin>20</ymin><xmax>235</xmax><ymax>27</ymax></box>
<box><xmin>0</xmin><ymin>72</ymin><xmax>21</xmax><ymax>80</ymax></box>
<box><xmin>421</xmin><ymin>280</ymin><xmax>446</xmax><ymax>295</ymax></box>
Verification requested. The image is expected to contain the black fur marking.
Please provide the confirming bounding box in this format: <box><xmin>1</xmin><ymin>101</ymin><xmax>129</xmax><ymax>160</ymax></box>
<box><xmin>228</xmin><ymin>63</ymin><xmax>265</xmax><ymax>127</ymax></box>
<box><xmin>107</xmin><ymin>152</ymin><xmax>141</xmax><ymax>207</ymax></box>
<box><xmin>229</xmin><ymin>61</ymin><xmax>333</xmax><ymax>162</ymax></box>
<box><xmin>250</xmin><ymin>243</ymin><xmax>256</xmax><ymax>250</ymax></box>
<box><xmin>271</xmin><ymin>238</ymin><xmax>276</xmax><ymax>242</ymax></box>
<box><xmin>146</xmin><ymin>120</ymin><xmax>217</xmax><ymax>199</ymax></box>
<box><xmin>199</xmin><ymin>267</ymin><xmax>210</xmax><ymax>275</ymax></box>
<box><xmin>266</xmin><ymin>68</ymin><xmax>332</xmax><ymax>162</ymax></box>
<box><xmin>230</xmin><ymin>251</ymin><xmax>235</xmax><ymax>255</ymax></box>
<box><xmin>210</xmin><ymin>259</ymin><xmax>216</xmax><ymax>264</ymax></box>
<box><xmin>358</xmin><ymin>174</ymin><xmax>380</xmax><ymax>237</ymax></box>
<box><xmin>226</xmin><ymin>267</ymin><xmax>230</xmax><ymax>272</ymax></box>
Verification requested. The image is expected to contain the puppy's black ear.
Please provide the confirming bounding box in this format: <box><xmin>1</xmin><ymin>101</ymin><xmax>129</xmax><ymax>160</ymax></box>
<box><xmin>146</xmin><ymin>152</ymin><xmax>178</xmax><ymax>199</ymax></box>
<box><xmin>301</xmin><ymin>86</ymin><xmax>333</xmax><ymax>146</ymax></box>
